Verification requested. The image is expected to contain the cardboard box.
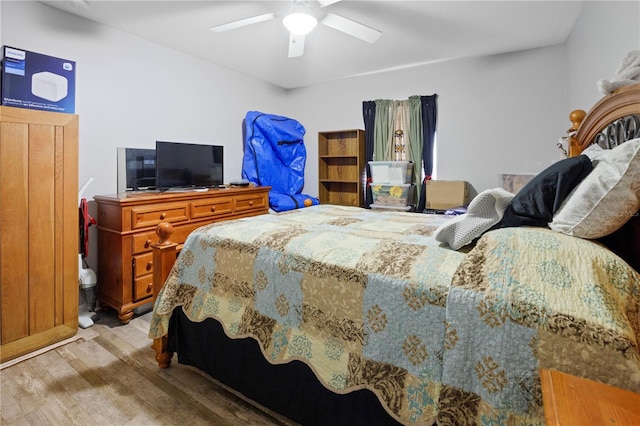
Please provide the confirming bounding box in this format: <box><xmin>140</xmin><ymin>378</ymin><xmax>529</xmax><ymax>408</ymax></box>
<box><xmin>369</xmin><ymin>161</ymin><xmax>413</xmax><ymax>184</ymax></box>
<box><xmin>371</xmin><ymin>183</ymin><xmax>415</xmax><ymax>207</ymax></box>
<box><xmin>1</xmin><ymin>46</ymin><xmax>76</xmax><ymax>113</ymax></box>
<box><xmin>425</xmin><ymin>180</ymin><xmax>469</xmax><ymax>210</ymax></box>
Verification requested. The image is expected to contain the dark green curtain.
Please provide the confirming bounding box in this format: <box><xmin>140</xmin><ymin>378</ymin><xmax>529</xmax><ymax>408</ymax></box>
<box><xmin>373</xmin><ymin>99</ymin><xmax>393</xmax><ymax>161</ymax></box>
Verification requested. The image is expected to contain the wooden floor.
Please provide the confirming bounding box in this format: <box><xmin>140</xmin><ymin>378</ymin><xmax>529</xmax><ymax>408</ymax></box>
<box><xmin>1</xmin><ymin>309</ymin><xmax>298</xmax><ymax>426</ymax></box>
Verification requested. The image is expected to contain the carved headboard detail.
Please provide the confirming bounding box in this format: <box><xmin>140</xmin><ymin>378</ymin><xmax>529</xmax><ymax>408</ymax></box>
<box><xmin>568</xmin><ymin>83</ymin><xmax>640</xmax><ymax>156</ymax></box>
<box><xmin>592</xmin><ymin>114</ymin><xmax>640</xmax><ymax>149</ymax></box>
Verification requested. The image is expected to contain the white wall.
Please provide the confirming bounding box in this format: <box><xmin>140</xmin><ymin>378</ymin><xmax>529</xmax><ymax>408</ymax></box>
<box><xmin>2</xmin><ymin>1</ymin><xmax>638</xmax><ymax>273</ymax></box>
<box><xmin>566</xmin><ymin>1</ymin><xmax>640</xmax><ymax>111</ymax></box>
<box><xmin>287</xmin><ymin>46</ymin><xmax>569</xmax><ymax>198</ymax></box>
<box><xmin>0</xmin><ymin>1</ymin><xmax>288</xmax><ymax>201</ymax></box>
<box><xmin>287</xmin><ymin>0</ymin><xmax>639</xmax><ymax>199</ymax></box>
<box><xmin>1</xmin><ymin>0</ymin><xmax>288</xmax><ymax>270</ymax></box>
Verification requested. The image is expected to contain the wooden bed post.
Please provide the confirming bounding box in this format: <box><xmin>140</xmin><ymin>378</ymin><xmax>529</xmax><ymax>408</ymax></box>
<box><xmin>151</xmin><ymin>222</ymin><xmax>177</xmax><ymax>368</ymax></box>
<box><xmin>567</xmin><ymin>109</ymin><xmax>586</xmax><ymax>157</ymax></box>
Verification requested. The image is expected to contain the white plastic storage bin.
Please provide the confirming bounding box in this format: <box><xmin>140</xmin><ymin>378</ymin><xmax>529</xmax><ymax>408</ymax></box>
<box><xmin>369</xmin><ymin>161</ymin><xmax>413</xmax><ymax>184</ymax></box>
<box><xmin>370</xmin><ymin>183</ymin><xmax>415</xmax><ymax>207</ymax></box>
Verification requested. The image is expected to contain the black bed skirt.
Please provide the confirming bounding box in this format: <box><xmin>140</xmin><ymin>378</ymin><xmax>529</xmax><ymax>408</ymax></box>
<box><xmin>168</xmin><ymin>308</ymin><xmax>404</xmax><ymax>426</ymax></box>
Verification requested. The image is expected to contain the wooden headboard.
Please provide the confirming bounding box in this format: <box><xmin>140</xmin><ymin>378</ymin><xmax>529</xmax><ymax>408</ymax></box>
<box><xmin>568</xmin><ymin>83</ymin><xmax>640</xmax><ymax>156</ymax></box>
<box><xmin>567</xmin><ymin>83</ymin><xmax>640</xmax><ymax>272</ymax></box>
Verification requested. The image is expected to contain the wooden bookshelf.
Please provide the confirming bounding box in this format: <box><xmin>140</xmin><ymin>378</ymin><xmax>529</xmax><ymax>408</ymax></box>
<box><xmin>318</xmin><ymin>129</ymin><xmax>365</xmax><ymax>207</ymax></box>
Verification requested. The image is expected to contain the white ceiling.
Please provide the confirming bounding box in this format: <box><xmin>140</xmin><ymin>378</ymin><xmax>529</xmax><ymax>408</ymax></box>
<box><xmin>41</xmin><ymin>0</ymin><xmax>585</xmax><ymax>89</ymax></box>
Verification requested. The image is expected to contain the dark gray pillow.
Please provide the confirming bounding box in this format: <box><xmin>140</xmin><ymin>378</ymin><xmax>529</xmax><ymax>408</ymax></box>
<box><xmin>495</xmin><ymin>155</ymin><xmax>593</xmax><ymax>228</ymax></box>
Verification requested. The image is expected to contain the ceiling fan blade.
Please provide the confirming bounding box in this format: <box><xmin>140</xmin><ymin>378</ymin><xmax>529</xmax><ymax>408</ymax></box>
<box><xmin>210</xmin><ymin>13</ymin><xmax>276</xmax><ymax>32</ymax></box>
<box><xmin>288</xmin><ymin>33</ymin><xmax>306</xmax><ymax>58</ymax></box>
<box><xmin>317</xmin><ymin>0</ymin><xmax>342</xmax><ymax>6</ymax></box>
<box><xmin>321</xmin><ymin>13</ymin><xmax>381</xmax><ymax>43</ymax></box>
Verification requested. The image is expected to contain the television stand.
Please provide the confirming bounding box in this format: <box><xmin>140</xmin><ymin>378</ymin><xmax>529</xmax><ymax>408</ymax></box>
<box><xmin>94</xmin><ymin>185</ymin><xmax>270</xmax><ymax>324</ymax></box>
<box><xmin>158</xmin><ymin>186</ymin><xmax>221</xmax><ymax>193</ymax></box>
<box><xmin>160</xmin><ymin>187</ymin><xmax>193</xmax><ymax>193</ymax></box>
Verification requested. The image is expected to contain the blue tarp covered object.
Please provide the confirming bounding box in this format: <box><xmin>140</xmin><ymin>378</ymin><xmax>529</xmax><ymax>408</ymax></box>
<box><xmin>242</xmin><ymin>111</ymin><xmax>319</xmax><ymax>212</ymax></box>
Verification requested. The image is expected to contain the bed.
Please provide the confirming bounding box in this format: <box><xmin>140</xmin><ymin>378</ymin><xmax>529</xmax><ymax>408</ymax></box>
<box><xmin>148</xmin><ymin>83</ymin><xmax>640</xmax><ymax>426</ymax></box>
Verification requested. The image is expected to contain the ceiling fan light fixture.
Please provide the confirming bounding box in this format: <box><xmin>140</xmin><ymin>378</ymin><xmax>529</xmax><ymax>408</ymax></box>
<box><xmin>283</xmin><ymin>13</ymin><xmax>317</xmax><ymax>35</ymax></box>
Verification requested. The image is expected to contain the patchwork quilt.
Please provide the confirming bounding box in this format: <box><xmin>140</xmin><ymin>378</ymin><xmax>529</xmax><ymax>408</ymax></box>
<box><xmin>149</xmin><ymin>204</ymin><xmax>640</xmax><ymax>425</ymax></box>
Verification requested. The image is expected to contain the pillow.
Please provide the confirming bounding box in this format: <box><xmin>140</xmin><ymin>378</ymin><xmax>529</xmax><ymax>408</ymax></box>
<box><xmin>495</xmin><ymin>155</ymin><xmax>593</xmax><ymax>228</ymax></box>
<box><xmin>549</xmin><ymin>138</ymin><xmax>640</xmax><ymax>239</ymax></box>
<box><xmin>434</xmin><ymin>188</ymin><xmax>514</xmax><ymax>250</ymax></box>
<box><xmin>581</xmin><ymin>143</ymin><xmax>607</xmax><ymax>163</ymax></box>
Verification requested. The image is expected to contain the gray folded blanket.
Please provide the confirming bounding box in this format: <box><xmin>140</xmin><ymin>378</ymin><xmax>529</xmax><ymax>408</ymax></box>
<box><xmin>597</xmin><ymin>50</ymin><xmax>640</xmax><ymax>95</ymax></box>
<box><xmin>433</xmin><ymin>188</ymin><xmax>514</xmax><ymax>250</ymax></box>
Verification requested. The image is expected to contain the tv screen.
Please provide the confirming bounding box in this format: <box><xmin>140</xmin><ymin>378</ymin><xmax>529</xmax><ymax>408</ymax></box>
<box><xmin>116</xmin><ymin>147</ymin><xmax>156</xmax><ymax>192</ymax></box>
<box><xmin>155</xmin><ymin>141</ymin><xmax>224</xmax><ymax>190</ymax></box>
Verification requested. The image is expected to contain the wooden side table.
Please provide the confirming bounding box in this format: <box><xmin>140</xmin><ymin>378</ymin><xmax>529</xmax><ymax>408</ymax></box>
<box><xmin>540</xmin><ymin>368</ymin><xmax>640</xmax><ymax>425</ymax></box>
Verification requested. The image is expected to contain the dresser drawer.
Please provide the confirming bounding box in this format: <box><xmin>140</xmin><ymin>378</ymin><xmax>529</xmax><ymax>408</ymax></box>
<box><xmin>133</xmin><ymin>252</ymin><xmax>154</xmax><ymax>278</ymax></box>
<box><xmin>132</xmin><ymin>230</ymin><xmax>157</xmax><ymax>255</ymax></box>
<box><xmin>191</xmin><ymin>196</ymin><xmax>234</xmax><ymax>219</ymax></box>
<box><xmin>235</xmin><ymin>192</ymin><xmax>268</xmax><ymax>213</ymax></box>
<box><xmin>131</xmin><ymin>202</ymin><xmax>189</xmax><ymax>230</ymax></box>
<box><xmin>132</xmin><ymin>222</ymin><xmax>210</xmax><ymax>255</ymax></box>
<box><xmin>133</xmin><ymin>274</ymin><xmax>154</xmax><ymax>302</ymax></box>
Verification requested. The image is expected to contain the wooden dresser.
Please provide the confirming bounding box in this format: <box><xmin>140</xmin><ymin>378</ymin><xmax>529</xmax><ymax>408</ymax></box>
<box><xmin>0</xmin><ymin>106</ymin><xmax>79</xmax><ymax>363</ymax></box>
<box><xmin>94</xmin><ymin>186</ymin><xmax>270</xmax><ymax>323</ymax></box>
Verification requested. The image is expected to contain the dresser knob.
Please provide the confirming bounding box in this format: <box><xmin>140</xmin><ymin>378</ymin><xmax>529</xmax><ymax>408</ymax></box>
<box><xmin>249</xmin><ymin>201</ymin><xmax>254</xmax><ymax>206</ymax></box>
<box><xmin>145</xmin><ymin>239</ymin><xmax>152</xmax><ymax>248</ymax></box>
<box><xmin>160</xmin><ymin>212</ymin><xmax>167</xmax><ymax>219</ymax></box>
<box><xmin>146</xmin><ymin>261</ymin><xmax>153</xmax><ymax>270</ymax></box>
<box><xmin>146</xmin><ymin>283</ymin><xmax>152</xmax><ymax>294</ymax></box>
<box><xmin>211</xmin><ymin>206</ymin><xmax>216</xmax><ymax>212</ymax></box>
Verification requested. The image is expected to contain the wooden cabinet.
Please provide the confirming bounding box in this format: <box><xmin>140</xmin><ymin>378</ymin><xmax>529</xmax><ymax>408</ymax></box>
<box><xmin>318</xmin><ymin>129</ymin><xmax>366</xmax><ymax>207</ymax></box>
<box><xmin>94</xmin><ymin>186</ymin><xmax>270</xmax><ymax>323</ymax></box>
<box><xmin>0</xmin><ymin>106</ymin><xmax>79</xmax><ymax>363</ymax></box>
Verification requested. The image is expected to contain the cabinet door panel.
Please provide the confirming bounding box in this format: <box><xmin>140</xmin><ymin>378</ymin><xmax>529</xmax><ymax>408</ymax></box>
<box><xmin>1</xmin><ymin>107</ymin><xmax>78</xmax><ymax>362</ymax></box>
<box><xmin>28</xmin><ymin>124</ymin><xmax>56</xmax><ymax>334</ymax></box>
<box><xmin>0</xmin><ymin>121</ymin><xmax>30</xmax><ymax>343</ymax></box>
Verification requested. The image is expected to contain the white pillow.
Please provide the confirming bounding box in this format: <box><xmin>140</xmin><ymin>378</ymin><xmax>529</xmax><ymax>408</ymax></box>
<box><xmin>433</xmin><ymin>188</ymin><xmax>514</xmax><ymax>250</ymax></box>
<box><xmin>549</xmin><ymin>138</ymin><xmax>640</xmax><ymax>239</ymax></box>
<box><xmin>581</xmin><ymin>143</ymin><xmax>607</xmax><ymax>163</ymax></box>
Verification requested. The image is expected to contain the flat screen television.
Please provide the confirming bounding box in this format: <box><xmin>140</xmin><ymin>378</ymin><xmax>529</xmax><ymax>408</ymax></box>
<box><xmin>116</xmin><ymin>147</ymin><xmax>156</xmax><ymax>192</ymax></box>
<box><xmin>155</xmin><ymin>141</ymin><xmax>224</xmax><ymax>190</ymax></box>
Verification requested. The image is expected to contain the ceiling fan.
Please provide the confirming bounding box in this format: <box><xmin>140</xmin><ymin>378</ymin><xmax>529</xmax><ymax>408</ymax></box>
<box><xmin>210</xmin><ymin>0</ymin><xmax>382</xmax><ymax>58</ymax></box>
